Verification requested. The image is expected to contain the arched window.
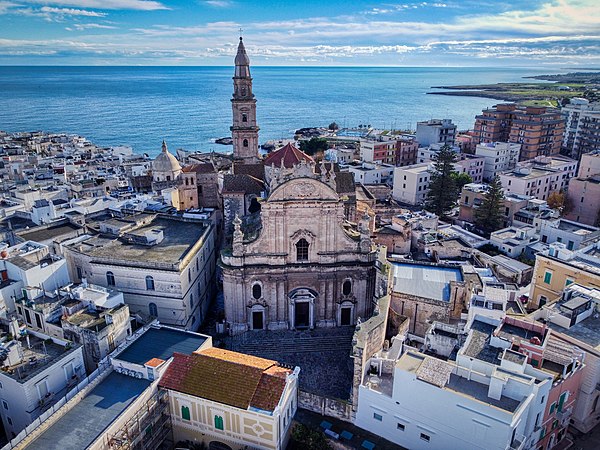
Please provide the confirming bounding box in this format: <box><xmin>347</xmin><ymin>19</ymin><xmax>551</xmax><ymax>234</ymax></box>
<box><xmin>242</xmin><ymin>113</ymin><xmax>248</xmax><ymax>123</ymax></box>
<box><xmin>146</xmin><ymin>275</ymin><xmax>155</xmax><ymax>291</ymax></box>
<box><xmin>243</xmin><ymin>139</ymin><xmax>249</xmax><ymax>147</ymax></box>
<box><xmin>296</xmin><ymin>239</ymin><xmax>309</xmax><ymax>262</ymax></box>
<box><xmin>214</xmin><ymin>415</ymin><xmax>224</xmax><ymax>430</ymax></box>
<box><xmin>149</xmin><ymin>303</ymin><xmax>158</xmax><ymax>317</ymax></box>
<box><xmin>181</xmin><ymin>405</ymin><xmax>190</xmax><ymax>421</ymax></box>
<box><xmin>342</xmin><ymin>280</ymin><xmax>352</xmax><ymax>296</ymax></box>
<box><xmin>252</xmin><ymin>283</ymin><xmax>262</xmax><ymax>300</ymax></box>
<box><xmin>185</xmin><ymin>178</ymin><xmax>189</xmax><ymax>186</ymax></box>
<box><xmin>106</xmin><ymin>271</ymin><xmax>115</xmax><ymax>287</ymax></box>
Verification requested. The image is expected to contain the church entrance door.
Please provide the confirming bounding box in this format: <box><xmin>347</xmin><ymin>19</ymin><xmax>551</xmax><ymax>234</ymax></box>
<box><xmin>295</xmin><ymin>302</ymin><xmax>310</xmax><ymax>329</ymax></box>
<box><xmin>252</xmin><ymin>311</ymin><xmax>264</xmax><ymax>330</ymax></box>
<box><xmin>341</xmin><ymin>307</ymin><xmax>351</xmax><ymax>326</ymax></box>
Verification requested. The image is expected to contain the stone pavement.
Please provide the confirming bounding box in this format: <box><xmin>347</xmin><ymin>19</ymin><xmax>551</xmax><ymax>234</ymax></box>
<box><xmin>222</xmin><ymin>327</ymin><xmax>355</xmax><ymax>400</ymax></box>
<box><xmin>571</xmin><ymin>422</ymin><xmax>600</xmax><ymax>450</ymax></box>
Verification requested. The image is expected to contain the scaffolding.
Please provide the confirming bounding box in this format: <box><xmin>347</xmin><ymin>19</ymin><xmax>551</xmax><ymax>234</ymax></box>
<box><xmin>108</xmin><ymin>389</ymin><xmax>172</xmax><ymax>450</ymax></box>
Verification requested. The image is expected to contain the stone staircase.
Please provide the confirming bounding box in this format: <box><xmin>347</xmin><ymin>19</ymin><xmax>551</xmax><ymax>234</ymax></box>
<box><xmin>227</xmin><ymin>328</ymin><xmax>354</xmax><ymax>357</ymax></box>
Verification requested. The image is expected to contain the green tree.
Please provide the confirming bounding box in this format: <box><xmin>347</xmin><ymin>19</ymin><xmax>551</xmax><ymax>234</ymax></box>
<box><xmin>299</xmin><ymin>137</ymin><xmax>328</xmax><ymax>157</ymax></box>
<box><xmin>328</xmin><ymin>121</ymin><xmax>339</xmax><ymax>131</ymax></box>
<box><xmin>424</xmin><ymin>145</ymin><xmax>459</xmax><ymax>217</ymax></box>
<box><xmin>289</xmin><ymin>424</ymin><xmax>331</xmax><ymax>450</ymax></box>
<box><xmin>474</xmin><ymin>176</ymin><xmax>505</xmax><ymax>235</ymax></box>
<box><xmin>451</xmin><ymin>172</ymin><xmax>473</xmax><ymax>191</ymax></box>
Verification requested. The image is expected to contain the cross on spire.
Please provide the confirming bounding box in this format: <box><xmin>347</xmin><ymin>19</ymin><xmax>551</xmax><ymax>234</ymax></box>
<box><xmin>239</xmin><ymin>27</ymin><xmax>243</xmax><ymax>39</ymax></box>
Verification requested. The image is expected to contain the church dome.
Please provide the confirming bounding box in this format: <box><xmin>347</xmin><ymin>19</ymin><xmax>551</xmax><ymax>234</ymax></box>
<box><xmin>153</xmin><ymin>140</ymin><xmax>182</xmax><ymax>174</ymax></box>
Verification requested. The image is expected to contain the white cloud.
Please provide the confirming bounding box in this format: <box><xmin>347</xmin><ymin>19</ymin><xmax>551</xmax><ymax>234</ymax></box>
<box><xmin>40</xmin><ymin>7</ymin><xmax>107</xmax><ymax>17</ymax></box>
<box><xmin>204</xmin><ymin>0</ymin><xmax>233</xmax><ymax>7</ymax></box>
<box><xmin>72</xmin><ymin>23</ymin><xmax>117</xmax><ymax>30</ymax></box>
<box><xmin>18</xmin><ymin>0</ymin><xmax>168</xmax><ymax>10</ymax></box>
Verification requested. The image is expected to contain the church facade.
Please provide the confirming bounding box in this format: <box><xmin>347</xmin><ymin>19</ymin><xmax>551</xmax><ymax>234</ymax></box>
<box><xmin>221</xmin><ymin>163</ymin><xmax>376</xmax><ymax>335</ymax></box>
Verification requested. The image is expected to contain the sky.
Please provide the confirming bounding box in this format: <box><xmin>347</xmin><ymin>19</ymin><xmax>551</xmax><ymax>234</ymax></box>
<box><xmin>0</xmin><ymin>0</ymin><xmax>598</xmax><ymax>66</ymax></box>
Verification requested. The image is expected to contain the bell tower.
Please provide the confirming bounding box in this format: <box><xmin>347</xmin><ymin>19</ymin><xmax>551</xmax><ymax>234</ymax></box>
<box><xmin>231</xmin><ymin>36</ymin><xmax>260</xmax><ymax>164</ymax></box>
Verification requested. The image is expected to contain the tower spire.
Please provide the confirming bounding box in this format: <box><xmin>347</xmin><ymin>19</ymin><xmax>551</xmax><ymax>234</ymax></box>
<box><xmin>231</xmin><ymin>36</ymin><xmax>259</xmax><ymax>164</ymax></box>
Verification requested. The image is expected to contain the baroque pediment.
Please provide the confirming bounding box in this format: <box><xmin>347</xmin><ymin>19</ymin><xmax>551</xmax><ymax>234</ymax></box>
<box><xmin>268</xmin><ymin>177</ymin><xmax>339</xmax><ymax>202</ymax></box>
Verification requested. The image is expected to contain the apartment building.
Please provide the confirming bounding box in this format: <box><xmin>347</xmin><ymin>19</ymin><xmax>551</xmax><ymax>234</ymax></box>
<box><xmin>499</xmin><ymin>156</ymin><xmax>577</xmax><ymax>202</ymax></box>
<box><xmin>459</xmin><ymin>183</ymin><xmax>530</xmax><ymax>227</ymax></box>
<box><xmin>346</xmin><ymin>161</ymin><xmax>394</xmax><ymax>185</ymax></box>
<box><xmin>474</xmin><ymin>104</ymin><xmax>565</xmax><ymax>160</ymax></box>
<box><xmin>392</xmin><ymin>163</ymin><xmax>431</xmax><ymax>205</ymax></box>
<box><xmin>356</xmin><ymin>350</ymin><xmax>539</xmax><ymax>450</ymax></box>
<box><xmin>474</xmin><ymin>142</ymin><xmax>521</xmax><ymax>181</ymax></box>
<box><xmin>474</xmin><ymin>103</ymin><xmax>515</xmax><ymax>143</ymax></box>
<box><xmin>416</xmin><ymin>119</ymin><xmax>456</xmax><ymax>147</ymax></box>
<box><xmin>0</xmin><ymin>327</ymin><xmax>85</xmax><ymax>441</ymax></box>
<box><xmin>566</xmin><ymin>150</ymin><xmax>600</xmax><ymax>226</ymax></box>
<box><xmin>529</xmin><ymin>241</ymin><xmax>600</xmax><ymax>309</ymax></box>
<box><xmin>561</xmin><ymin>98</ymin><xmax>600</xmax><ymax>159</ymax></box>
<box><xmin>539</xmin><ymin>218</ymin><xmax>600</xmax><ymax>251</ymax></box>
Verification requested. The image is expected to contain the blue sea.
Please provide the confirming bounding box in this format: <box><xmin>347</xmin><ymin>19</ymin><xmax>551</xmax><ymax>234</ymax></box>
<box><xmin>0</xmin><ymin>66</ymin><xmax>560</xmax><ymax>157</ymax></box>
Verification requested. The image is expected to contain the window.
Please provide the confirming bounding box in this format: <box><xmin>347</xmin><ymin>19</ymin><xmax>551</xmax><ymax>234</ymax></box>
<box><xmin>106</xmin><ymin>271</ymin><xmax>115</xmax><ymax>287</ymax></box>
<box><xmin>181</xmin><ymin>405</ymin><xmax>190</xmax><ymax>421</ymax></box>
<box><xmin>373</xmin><ymin>413</ymin><xmax>383</xmax><ymax>422</ymax></box>
<box><xmin>188</xmin><ymin>271</ymin><xmax>191</xmax><ymax>282</ymax></box>
<box><xmin>63</xmin><ymin>362</ymin><xmax>74</xmax><ymax>381</ymax></box>
<box><xmin>145</xmin><ymin>276</ymin><xmax>155</xmax><ymax>291</ymax></box>
<box><xmin>243</xmin><ymin>139</ymin><xmax>249</xmax><ymax>147</ymax></box>
<box><xmin>543</xmin><ymin>271</ymin><xmax>552</xmax><ymax>284</ymax></box>
<box><xmin>397</xmin><ymin>423</ymin><xmax>405</xmax><ymax>431</ymax></box>
<box><xmin>550</xmin><ymin>402</ymin><xmax>556</xmax><ymax>414</ymax></box>
<box><xmin>36</xmin><ymin>379</ymin><xmax>49</xmax><ymax>400</ymax></box>
<box><xmin>7</xmin><ymin>417</ymin><xmax>11</xmax><ymax>426</ymax></box>
<box><xmin>242</xmin><ymin>113</ymin><xmax>248</xmax><ymax>123</ymax></box>
<box><xmin>149</xmin><ymin>303</ymin><xmax>158</xmax><ymax>317</ymax></box>
<box><xmin>342</xmin><ymin>280</ymin><xmax>352</xmax><ymax>296</ymax></box>
<box><xmin>296</xmin><ymin>239</ymin><xmax>309</xmax><ymax>262</ymax></box>
<box><xmin>190</xmin><ymin>293</ymin><xmax>194</xmax><ymax>308</ymax></box>
<box><xmin>215</xmin><ymin>415</ymin><xmax>224</xmax><ymax>430</ymax></box>
<box><xmin>252</xmin><ymin>283</ymin><xmax>262</xmax><ymax>300</ymax></box>
<box><xmin>76</xmin><ymin>266</ymin><xmax>82</xmax><ymax>280</ymax></box>
<box><xmin>2</xmin><ymin>400</ymin><xmax>8</xmax><ymax>410</ymax></box>
<box><xmin>565</xmin><ymin>278</ymin><xmax>574</xmax><ymax>287</ymax></box>
<box><xmin>420</xmin><ymin>433</ymin><xmax>431</xmax><ymax>442</ymax></box>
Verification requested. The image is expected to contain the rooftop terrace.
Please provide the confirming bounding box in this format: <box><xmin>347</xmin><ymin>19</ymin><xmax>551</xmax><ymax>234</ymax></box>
<box><xmin>114</xmin><ymin>327</ymin><xmax>208</xmax><ymax>366</ymax></box>
<box><xmin>25</xmin><ymin>371</ymin><xmax>150</xmax><ymax>450</ymax></box>
<box><xmin>0</xmin><ymin>334</ymin><xmax>78</xmax><ymax>383</ymax></box>
<box><xmin>391</xmin><ymin>263</ymin><xmax>463</xmax><ymax>302</ymax></box>
<box><xmin>77</xmin><ymin>217</ymin><xmax>210</xmax><ymax>269</ymax></box>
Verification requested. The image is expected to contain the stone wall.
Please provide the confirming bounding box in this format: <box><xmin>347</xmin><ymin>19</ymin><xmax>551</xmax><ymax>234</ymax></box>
<box><xmin>298</xmin><ymin>391</ymin><xmax>354</xmax><ymax>423</ymax></box>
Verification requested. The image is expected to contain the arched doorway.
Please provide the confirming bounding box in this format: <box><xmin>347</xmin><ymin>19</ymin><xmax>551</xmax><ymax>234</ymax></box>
<box><xmin>288</xmin><ymin>288</ymin><xmax>317</xmax><ymax>330</ymax></box>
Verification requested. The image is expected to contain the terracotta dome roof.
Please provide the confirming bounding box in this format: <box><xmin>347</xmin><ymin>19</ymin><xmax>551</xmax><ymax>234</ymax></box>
<box><xmin>264</xmin><ymin>143</ymin><xmax>313</xmax><ymax>169</ymax></box>
<box><xmin>153</xmin><ymin>140</ymin><xmax>182</xmax><ymax>173</ymax></box>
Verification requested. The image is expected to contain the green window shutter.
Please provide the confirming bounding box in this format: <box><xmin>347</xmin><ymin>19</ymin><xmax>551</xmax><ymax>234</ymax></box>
<box><xmin>544</xmin><ymin>272</ymin><xmax>552</xmax><ymax>284</ymax></box>
<box><xmin>550</xmin><ymin>402</ymin><xmax>556</xmax><ymax>414</ymax></box>
<box><xmin>215</xmin><ymin>415</ymin><xmax>224</xmax><ymax>430</ymax></box>
<box><xmin>181</xmin><ymin>405</ymin><xmax>190</xmax><ymax>421</ymax></box>
<box><xmin>558</xmin><ymin>392</ymin><xmax>567</xmax><ymax>412</ymax></box>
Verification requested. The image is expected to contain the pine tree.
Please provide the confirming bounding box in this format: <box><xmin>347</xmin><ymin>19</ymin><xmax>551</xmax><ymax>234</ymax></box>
<box><xmin>474</xmin><ymin>176</ymin><xmax>505</xmax><ymax>235</ymax></box>
<box><xmin>424</xmin><ymin>145</ymin><xmax>458</xmax><ymax>217</ymax></box>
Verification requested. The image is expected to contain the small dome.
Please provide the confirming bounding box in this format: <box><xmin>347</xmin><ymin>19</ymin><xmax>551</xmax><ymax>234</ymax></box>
<box><xmin>153</xmin><ymin>140</ymin><xmax>182</xmax><ymax>173</ymax></box>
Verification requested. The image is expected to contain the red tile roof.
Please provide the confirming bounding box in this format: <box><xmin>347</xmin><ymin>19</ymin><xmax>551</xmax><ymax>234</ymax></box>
<box><xmin>264</xmin><ymin>143</ymin><xmax>313</xmax><ymax>169</ymax></box>
<box><xmin>159</xmin><ymin>349</ymin><xmax>292</xmax><ymax>412</ymax></box>
<box><xmin>181</xmin><ymin>163</ymin><xmax>215</xmax><ymax>174</ymax></box>
<box><xmin>145</xmin><ymin>358</ymin><xmax>165</xmax><ymax>368</ymax></box>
